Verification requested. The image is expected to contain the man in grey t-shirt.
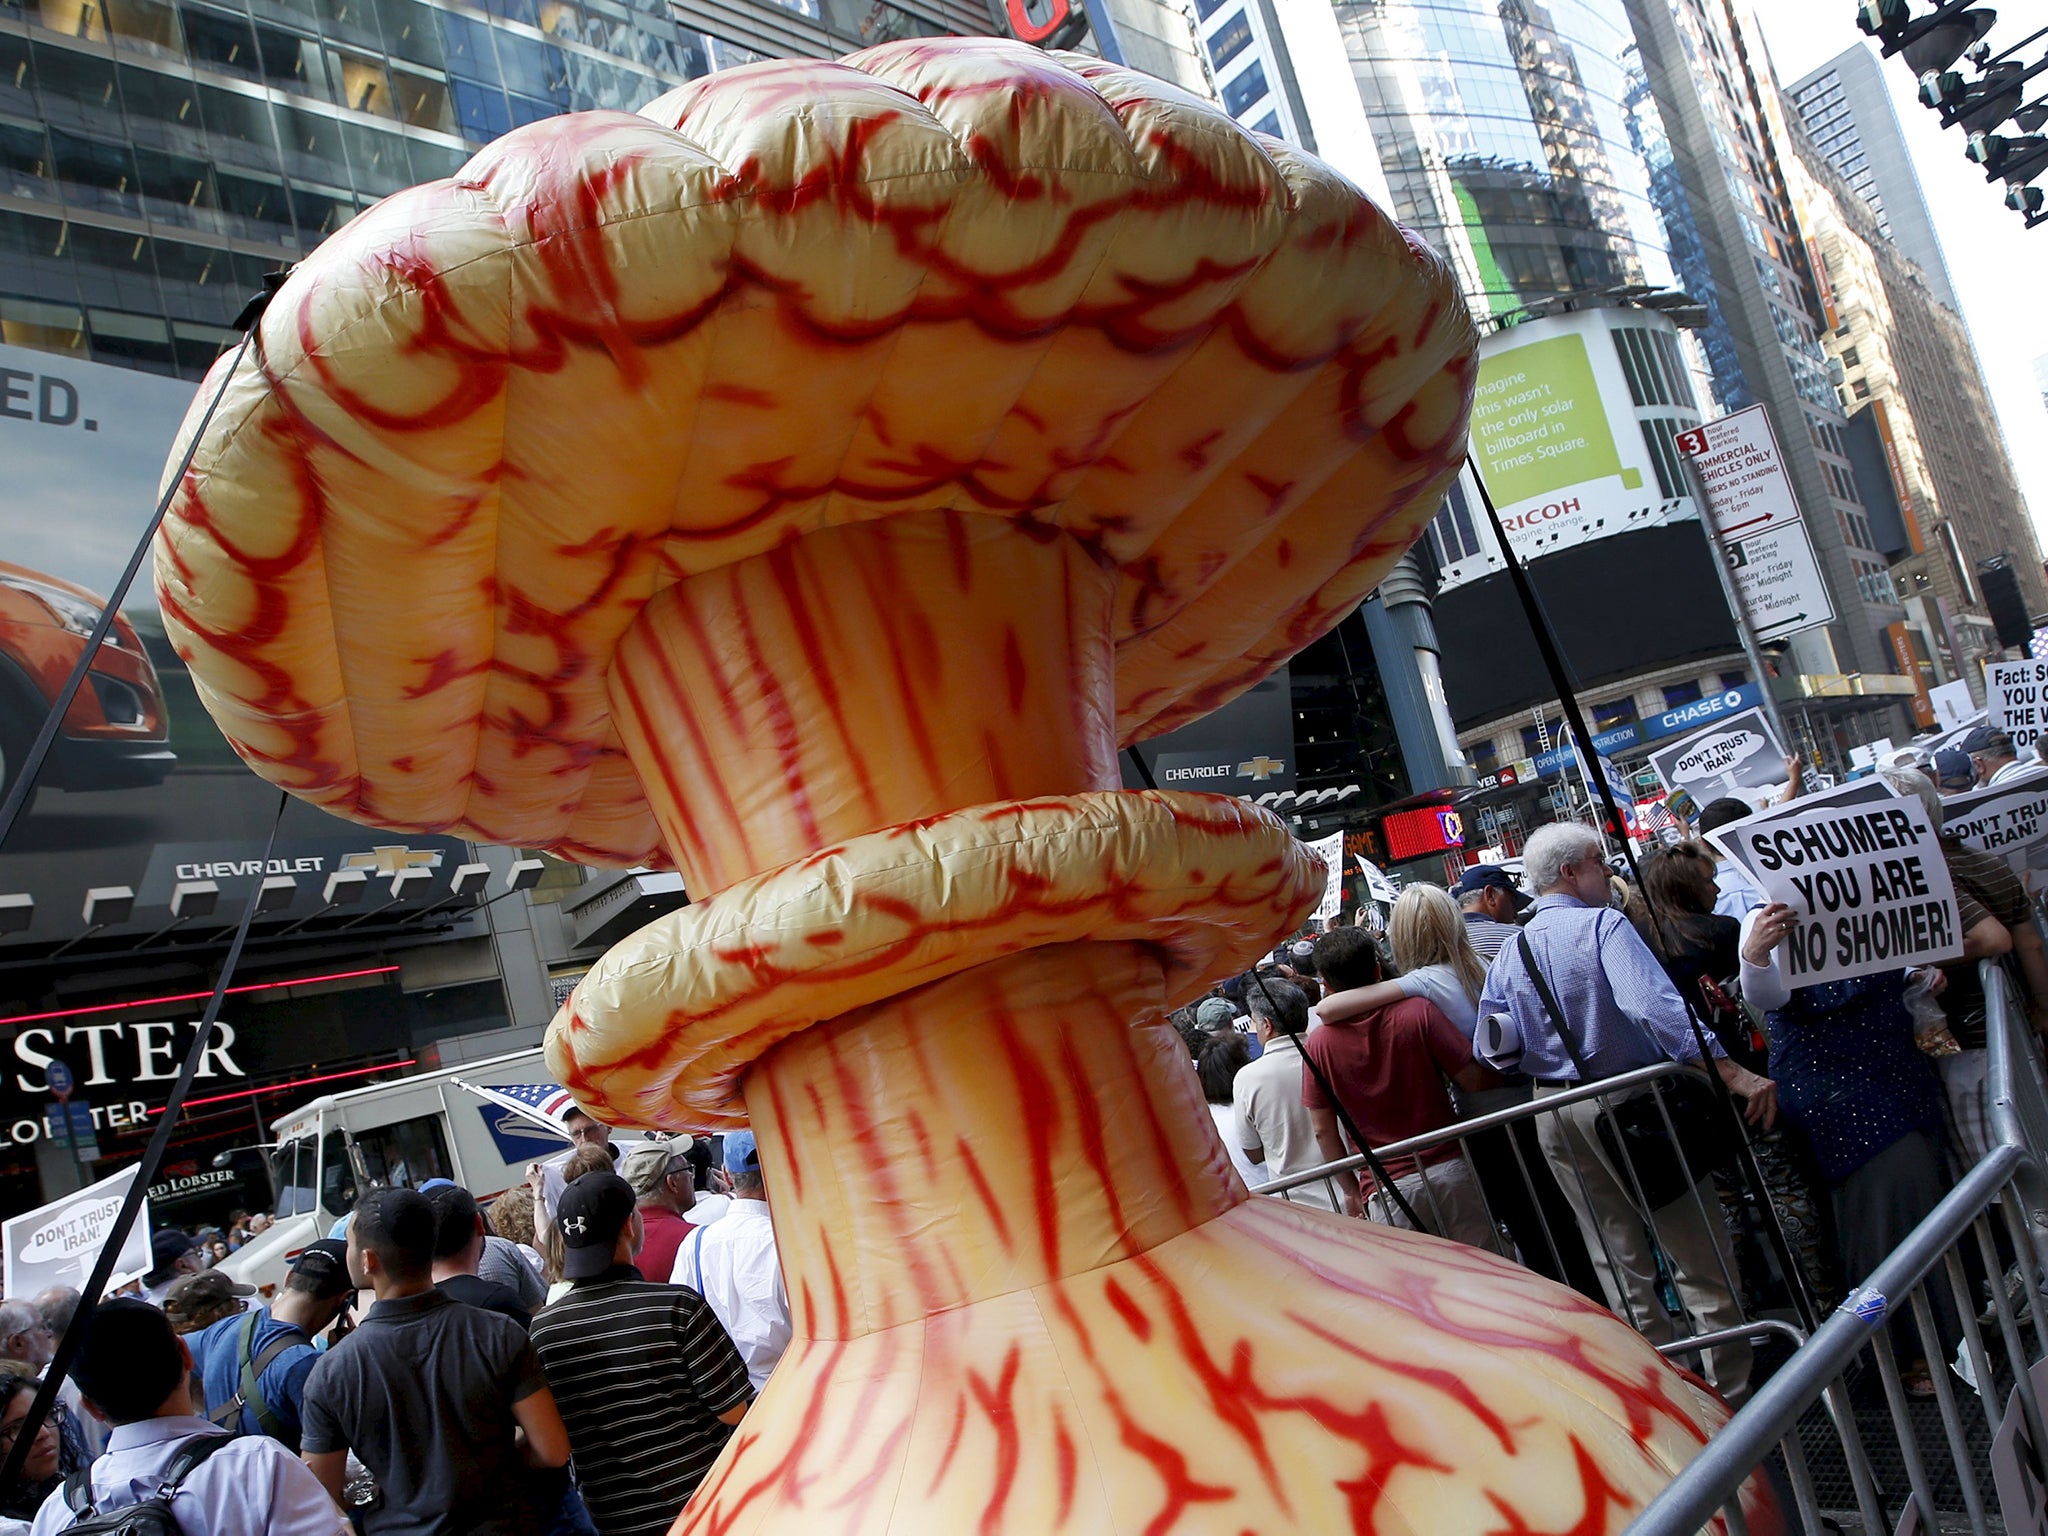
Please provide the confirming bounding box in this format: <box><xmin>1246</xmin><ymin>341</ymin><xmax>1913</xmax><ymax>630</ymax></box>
<box><xmin>300</xmin><ymin>1190</ymin><xmax>570</xmax><ymax>1536</ymax></box>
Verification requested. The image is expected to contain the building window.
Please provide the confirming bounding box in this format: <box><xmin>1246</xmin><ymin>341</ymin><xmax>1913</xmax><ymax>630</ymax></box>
<box><xmin>1593</xmin><ymin>697</ymin><xmax>1639</xmax><ymax>731</ymax></box>
<box><xmin>1841</xmin><ymin>345</ymin><xmax>1860</xmax><ymax>368</ymax></box>
<box><xmin>1850</xmin><ymin>378</ymin><xmax>1869</xmax><ymax>399</ymax></box>
<box><xmin>1427</xmin><ymin>479</ymin><xmax>1482</xmax><ymax>565</ymax></box>
<box><xmin>1720</xmin><ymin>671</ymin><xmax>1749</xmax><ymax>691</ymax></box>
<box><xmin>1469</xmin><ymin>738</ymin><xmax>1499</xmax><ymax>774</ymax></box>
<box><xmin>1207</xmin><ymin>11</ymin><xmax>1253</xmax><ymax>70</ymax></box>
<box><xmin>1663</xmin><ymin>681</ymin><xmax>1703</xmax><ymax>708</ymax></box>
<box><xmin>1221</xmin><ymin>60</ymin><xmax>1267</xmax><ymax>117</ymax></box>
<box><xmin>1641</xmin><ymin>417</ymin><xmax>1691</xmax><ymax>500</ymax></box>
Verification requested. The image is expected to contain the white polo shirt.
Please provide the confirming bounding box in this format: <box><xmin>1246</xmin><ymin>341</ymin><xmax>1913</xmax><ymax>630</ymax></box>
<box><xmin>30</xmin><ymin>1417</ymin><xmax>345</xmax><ymax>1536</ymax></box>
<box><xmin>1230</xmin><ymin>1032</ymin><xmax>1338</xmax><ymax>1210</ymax></box>
<box><xmin>669</xmin><ymin>1199</ymin><xmax>790</xmax><ymax>1393</ymax></box>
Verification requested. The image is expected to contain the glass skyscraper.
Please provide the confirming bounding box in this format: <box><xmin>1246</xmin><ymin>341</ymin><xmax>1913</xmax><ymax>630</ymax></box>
<box><xmin>1330</xmin><ymin>0</ymin><xmax>1674</xmax><ymax>322</ymax></box>
<box><xmin>0</xmin><ymin>0</ymin><xmax>983</xmax><ymax>378</ymax></box>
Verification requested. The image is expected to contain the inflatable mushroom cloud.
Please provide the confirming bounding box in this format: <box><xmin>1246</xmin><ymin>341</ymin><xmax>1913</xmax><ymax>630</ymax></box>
<box><xmin>155</xmin><ymin>37</ymin><xmax>1772</xmax><ymax>1536</ymax></box>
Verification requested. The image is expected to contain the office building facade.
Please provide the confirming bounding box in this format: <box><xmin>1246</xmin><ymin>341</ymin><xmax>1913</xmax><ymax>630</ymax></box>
<box><xmin>1786</xmin><ymin>110</ymin><xmax>2048</xmax><ymax>696</ymax></box>
<box><xmin>1787</xmin><ymin>42</ymin><xmax>1960</xmax><ymax>315</ymax></box>
<box><xmin>0</xmin><ymin>0</ymin><xmax>1211</xmax><ymax>381</ymax></box>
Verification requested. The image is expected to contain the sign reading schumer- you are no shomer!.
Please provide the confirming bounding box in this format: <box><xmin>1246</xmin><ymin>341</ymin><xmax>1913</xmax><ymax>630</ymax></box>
<box><xmin>1708</xmin><ymin>788</ymin><xmax>1963</xmax><ymax>987</ymax></box>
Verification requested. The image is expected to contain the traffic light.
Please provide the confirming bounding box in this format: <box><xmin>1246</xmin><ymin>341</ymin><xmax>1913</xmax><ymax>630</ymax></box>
<box><xmin>1860</xmin><ymin>0</ymin><xmax>1998</xmax><ymax>68</ymax></box>
<box><xmin>1858</xmin><ymin>0</ymin><xmax>1912</xmax><ymax>45</ymax></box>
<box><xmin>1901</xmin><ymin>3</ymin><xmax>1999</xmax><ymax>77</ymax></box>
<box><xmin>1965</xmin><ymin>130</ymin><xmax>2047</xmax><ymax>176</ymax></box>
<box><xmin>1923</xmin><ymin>57</ymin><xmax>2031</xmax><ymax>133</ymax></box>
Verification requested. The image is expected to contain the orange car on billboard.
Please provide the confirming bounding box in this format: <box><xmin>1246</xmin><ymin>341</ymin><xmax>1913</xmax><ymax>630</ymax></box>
<box><xmin>0</xmin><ymin>561</ymin><xmax>175</xmax><ymax>813</ymax></box>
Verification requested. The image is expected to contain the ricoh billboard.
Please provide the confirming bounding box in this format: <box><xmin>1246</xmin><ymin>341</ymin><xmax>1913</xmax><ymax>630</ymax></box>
<box><xmin>1464</xmin><ymin>309</ymin><xmax>1704</xmax><ymax>569</ymax></box>
<box><xmin>0</xmin><ymin>343</ymin><xmax>468</xmax><ymax>952</ymax></box>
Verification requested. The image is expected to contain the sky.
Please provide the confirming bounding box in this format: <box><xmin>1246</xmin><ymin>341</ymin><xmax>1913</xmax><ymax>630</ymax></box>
<box><xmin>1749</xmin><ymin>8</ymin><xmax>2048</xmax><ymax>552</ymax></box>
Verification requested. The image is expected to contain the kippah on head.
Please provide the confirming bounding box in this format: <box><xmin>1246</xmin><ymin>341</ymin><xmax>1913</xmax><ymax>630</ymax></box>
<box><xmin>70</xmin><ymin>1299</ymin><xmax>183</xmax><ymax>1424</ymax></box>
<box><xmin>1696</xmin><ymin>798</ymin><xmax>1754</xmax><ymax>837</ymax></box>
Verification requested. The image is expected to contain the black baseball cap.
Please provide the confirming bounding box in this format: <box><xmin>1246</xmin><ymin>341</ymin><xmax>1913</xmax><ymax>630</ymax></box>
<box><xmin>1452</xmin><ymin>864</ymin><xmax>1532</xmax><ymax>910</ymax></box>
<box><xmin>556</xmin><ymin>1172</ymin><xmax>636</xmax><ymax>1279</ymax></box>
<box><xmin>287</xmin><ymin>1238</ymin><xmax>355</xmax><ymax>1299</ymax></box>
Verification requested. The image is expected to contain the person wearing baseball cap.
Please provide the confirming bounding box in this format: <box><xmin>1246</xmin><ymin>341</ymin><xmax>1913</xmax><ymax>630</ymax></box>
<box><xmin>529</xmin><ymin>1173</ymin><xmax>750</xmax><ymax>1535</ymax></box>
<box><xmin>1450</xmin><ymin>865</ymin><xmax>1530</xmax><ymax>959</ymax></box>
<box><xmin>1960</xmin><ymin>724</ymin><xmax>2036</xmax><ymax>787</ymax></box>
<box><xmin>618</xmin><ymin>1140</ymin><xmax>700</xmax><ymax>1285</ymax></box>
<box><xmin>185</xmin><ymin>1238</ymin><xmax>355</xmax><ymax>1450</ymax></box>
<box><xmin>140</xmin><ymin>1230</ymin><xmax>204</xmax><ymax>1307</ymax></box>
<box><xmin>162</xmin><ymin>1270</ymin><xmax>255</xmax><ymax>1336</ymax></box>
<box><xmin>1930</xmin><ymin>747</ymin><xmax>1978</xmax><ymax>795</ymax></box>
<box><xmin>668</xmin><ymin>1132</ymin><xmax>789</xmax><ymax>1393</ymax></box>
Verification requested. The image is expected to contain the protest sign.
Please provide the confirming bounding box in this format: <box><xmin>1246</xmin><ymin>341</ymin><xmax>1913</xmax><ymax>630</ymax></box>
<box><xmin>1310</xmin><ymin>832</ymin><xmax>1345</xmax><ymax>921</ymax></box>
<box><xmin>1706</xmin><ymin>795</ymin><xmax>1961</xmax><ymax>986</ymax></box>
<box><xmin>1987</xmin><ymin>658</ymin><xmax>2048</xmax><ymax>753</ymax></box>
<box><xmin>1943</xmin><ymin>769</ymin><xmax>2048</xmax><ymax>895</ymax></box>
<box><xmin>1647</xmin><ymin>707</ymin><xmax>1784</xmax><ymax>803</ymax></box>
<box><xmin>1929</xmin><ymin>679</ymin><xmax>1976</xmax><ymax>732</ymax></box>
<box><xmin>3</xmin><ymin>1166</ymin><xmax>151</xmax><ymax>1298</ymax></box>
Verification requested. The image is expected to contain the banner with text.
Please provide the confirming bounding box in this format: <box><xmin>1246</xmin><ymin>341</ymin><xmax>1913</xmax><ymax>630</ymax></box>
<box><xmin>1707</xmin><ymin>796</ymin><xmax>1961</xmax><ymax>986</ymax></box>
<box><xmin>1646</xmin><ymin>706</ymin><xmax>1784</xmax><ymax>804</ymax></box>
<box><xmin>1310</xmin><ymin>832</ymin><xmax>1346</xmax><ymax>922</ymax></box>
<box><xmin>3</xmin><ymin>1166</ymin><xmax>151</xmax><ymax>1298</ymax></box>
<box><xmin>1987</xmin><ymin>658</ymin><xmax>2048</xmax><ymax>754</ymax></box>
<box><xmin>1942</xmin><ymin>769</ymin><xmax>2048</xmax><ymax>895</ymax></box>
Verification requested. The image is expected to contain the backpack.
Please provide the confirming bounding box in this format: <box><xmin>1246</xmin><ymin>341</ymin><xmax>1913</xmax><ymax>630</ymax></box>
<box><xmin>60</xmin><ymin>1432</ymin><xmax>234</xmax><ymax>1536</ymax></box>
<box><xmin>204</xmin><ymin>1311</ymin><xmax>309</xmax><ymax>1447</ymax></box>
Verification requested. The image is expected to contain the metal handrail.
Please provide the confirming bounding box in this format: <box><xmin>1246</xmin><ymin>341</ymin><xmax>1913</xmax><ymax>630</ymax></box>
<box><xmin>1256</xmin><ymin>1060</ymin><xmax>1693</xmax><ymax>1195</ymax></box>
<box><xmin>1624</xmin><ymin>1143</ymin><xmax>2024</xmax><ymax>1534</ymax></box>
<box><xmin>1626</xmin><ymin>958</ymin><xmax>2048</xmax><ymax>1533</ymax></box>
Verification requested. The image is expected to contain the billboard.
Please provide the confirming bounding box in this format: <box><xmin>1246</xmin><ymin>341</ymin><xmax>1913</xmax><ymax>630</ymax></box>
<box><xmin>1122</xmin><ymin>668</ymin><xmax>1295</xmax><ymax>796</ymax></box>
<box><xmin>1435</xmin><ymin>524</ymin><xmax>1741</xmax><ymax>730</ymax></box>
<box><xmin>0</xmin><ymin>343</ymin><xmax>471</xmax><ymax>951</ymax></box>
<box><xmin>1468</xmin><ymin>312</ymin><xmax>1690</xmax><ymax>563</ymax></box>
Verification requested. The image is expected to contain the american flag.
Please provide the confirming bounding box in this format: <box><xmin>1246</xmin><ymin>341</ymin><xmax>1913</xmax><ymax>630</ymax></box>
<box><xmin>1640</xmin><ymin>799</ymin><xmax>1684</xmax><ymax>844</ymax></box>
<box><xmin>466</xmin><ymin>1083</ymin><xmax>578</xmax><ymax>1135</ymax></box>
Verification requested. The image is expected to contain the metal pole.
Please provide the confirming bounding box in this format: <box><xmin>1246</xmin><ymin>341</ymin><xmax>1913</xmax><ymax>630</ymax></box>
<box><xmin>1676</xmin><ymin>456</ymin><xmax>1795</xmax><ymax>751</ymax></box>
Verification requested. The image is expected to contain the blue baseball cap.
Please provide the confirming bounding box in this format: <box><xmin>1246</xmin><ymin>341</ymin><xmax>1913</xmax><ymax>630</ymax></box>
<box><xmin>722</xmin><ymin>1130</ymin><xmax>760</xmax><ymax>1175</ymax></box>
<box><xmin>417</xmin><ymin>1178</ymin><xmax>457</xmax><ymax>1193</ymax></box>
<box><xmin>1931</xmin><ymin>748</ymin><xmax>1975</xmax><ymax>793</ymax></box>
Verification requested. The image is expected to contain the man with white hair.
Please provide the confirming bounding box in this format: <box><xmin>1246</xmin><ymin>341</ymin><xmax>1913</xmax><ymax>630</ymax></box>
<box><xmin>1478</xmin><ymin>821</ymin><xmax>1777</xmax><ymax>1404</ymax></box>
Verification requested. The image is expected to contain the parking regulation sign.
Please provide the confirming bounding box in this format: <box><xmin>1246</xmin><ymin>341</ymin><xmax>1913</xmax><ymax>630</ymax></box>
<box><xmin>1676</xmin><ymin>405</ymin><xmax>1804</xmax><ymax>542</ymax></box>
<box><xmin>1724</xmin><ymin>520</ymin><xmax>1834</xmax><ymax>641</ymax></box>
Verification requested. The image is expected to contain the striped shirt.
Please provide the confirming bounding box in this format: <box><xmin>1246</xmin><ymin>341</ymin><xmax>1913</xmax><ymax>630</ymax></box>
<box><xmin>529</xmin><ymin>1268</ymin><xmax>751</xmax><ymax>1536</ymax></box>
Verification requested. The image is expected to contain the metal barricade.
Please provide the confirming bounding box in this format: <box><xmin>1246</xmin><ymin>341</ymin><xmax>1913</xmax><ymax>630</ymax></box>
<box><xmin>1626</xmin><ymin>961</ymin><xmax>2048</xmax><ymax>1535</ymax></box>
<box><xmin>1258</xmin><ymin>1061</ymin><xmax>1789</xmax><ymax>1387</ymax></box>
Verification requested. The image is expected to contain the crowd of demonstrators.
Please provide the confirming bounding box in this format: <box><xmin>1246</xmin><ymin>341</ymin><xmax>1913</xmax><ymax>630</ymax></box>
<box><xmin>300</xmin><ymin>1188</ymin><xmax>571</xmax><ymax>1536</ymax></box>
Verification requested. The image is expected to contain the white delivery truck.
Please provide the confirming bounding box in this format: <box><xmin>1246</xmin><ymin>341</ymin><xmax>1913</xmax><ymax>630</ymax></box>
<box><xmin>219</xmin><ymin>1046</ymin><xmax>599</xmax><ymax>1297</ymax></box>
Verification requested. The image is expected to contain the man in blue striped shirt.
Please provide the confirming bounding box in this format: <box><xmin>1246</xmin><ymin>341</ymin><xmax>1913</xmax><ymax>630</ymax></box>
<box><xmin>1479</xmin><ymin>822</ymin><xmax>1777</xmax><ymax>1404</ymax></box>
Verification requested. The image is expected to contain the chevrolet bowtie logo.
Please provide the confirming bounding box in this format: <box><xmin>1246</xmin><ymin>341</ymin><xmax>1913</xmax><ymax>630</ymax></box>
<box><xmin>341</xmin><ymin>845</ymin><xmax>445</xmax><ymax>876</ymax></box>
<box><xmin>1238</xmin><ymin>756</ymin><xmax>1286</xmax><ymax>782</ymax></box>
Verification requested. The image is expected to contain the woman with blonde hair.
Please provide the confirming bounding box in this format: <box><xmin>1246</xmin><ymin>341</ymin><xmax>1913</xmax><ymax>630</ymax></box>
<box><xmin>1321</xmin><ymin>880</ymin><xmax>1603</xmax><ymax>1294</ymax></box>
<box><xmin>1321</xmin><ymin>883</ymin><xmax>1485</xmax><ymax>1032</ymax></box>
